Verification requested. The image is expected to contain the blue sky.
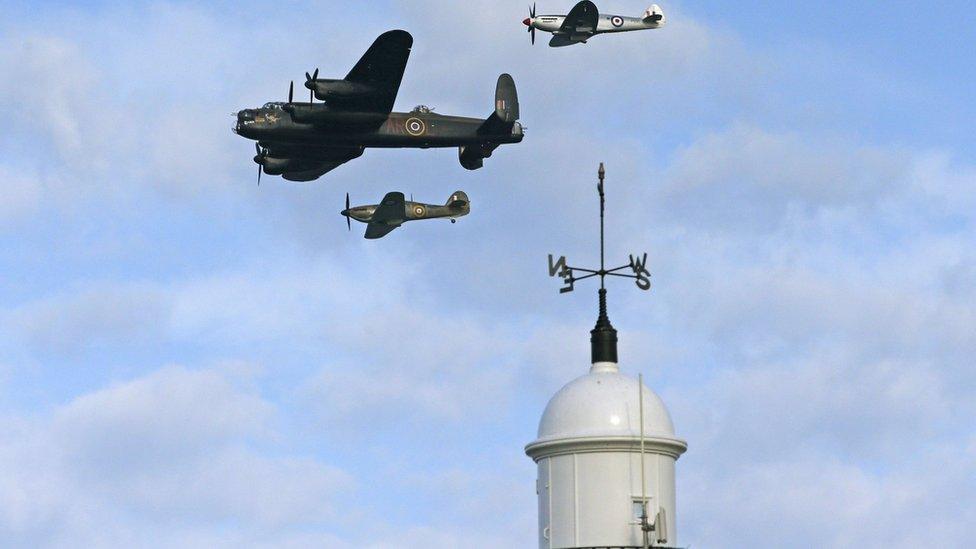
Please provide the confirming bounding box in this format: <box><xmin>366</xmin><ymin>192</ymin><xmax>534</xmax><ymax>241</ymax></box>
<box><xmin>0</xmin><ymin>1</ymin><xmax>974</xmax><ymax>547</ymax></box>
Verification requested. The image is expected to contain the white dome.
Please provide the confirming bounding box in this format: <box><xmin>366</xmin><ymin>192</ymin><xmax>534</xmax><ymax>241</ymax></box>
<box><xmin>535</xmin><ymin>363</ymin><xmax>676</xmax><ymax>443</ymax></box>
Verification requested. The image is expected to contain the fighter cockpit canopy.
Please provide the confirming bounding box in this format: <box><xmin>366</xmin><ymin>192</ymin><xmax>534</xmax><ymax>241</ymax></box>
<box><xmin>411</xmin><ymin>105</ymin><xmax>434</xmax><ymax>114</ymax></box>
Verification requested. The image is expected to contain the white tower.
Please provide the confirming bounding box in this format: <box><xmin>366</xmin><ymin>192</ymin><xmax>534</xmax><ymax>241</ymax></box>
<box><xmin>529</xmin><ymin>164</ymin><xmax>686</xmax><ymax>548</ymax></box>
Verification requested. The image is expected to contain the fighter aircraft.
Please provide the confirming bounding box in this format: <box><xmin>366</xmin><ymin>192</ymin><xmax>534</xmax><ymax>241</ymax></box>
<box><xmin>341</xmin><ymin>191</ymin><xmax>470</xmax><ymax>239</ymax></box>
<box><xmin>523</xmin><ymin>1</ymin><xmax>665</xmax><ymax>47</ymax></box>
<box><xmin>234</xmin><ymin>30</ymin><xmax>523</xmax><ymax>183</ymax></box>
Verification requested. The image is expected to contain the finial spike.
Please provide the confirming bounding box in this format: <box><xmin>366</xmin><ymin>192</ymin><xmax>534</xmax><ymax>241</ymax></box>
<box><xmin>591</xmin><ymin>288</ymin><xmax>618</xmax><ymax>364</ymax></box>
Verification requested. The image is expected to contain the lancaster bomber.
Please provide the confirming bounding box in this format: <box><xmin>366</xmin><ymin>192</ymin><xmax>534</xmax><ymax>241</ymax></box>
<box><xmin>234</xmin><ymin>30</ymin><xmax>523</xmax><ymax>183</ymax></box>
<box><xmin>342</xmin><ymin>191</ymin><xmax>470</xmax><ymax>239</ymax></box>
<box><xmin>524</xmin><ymin>1</ymin><xmax>665</xmax><ymax>47</ymax></box>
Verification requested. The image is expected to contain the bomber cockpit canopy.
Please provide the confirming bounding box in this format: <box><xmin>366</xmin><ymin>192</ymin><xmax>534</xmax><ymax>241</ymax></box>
<box><xmin>262</xmin><ymin>102</ymin><xmax>286</xmax><ymax>110</ymax></box>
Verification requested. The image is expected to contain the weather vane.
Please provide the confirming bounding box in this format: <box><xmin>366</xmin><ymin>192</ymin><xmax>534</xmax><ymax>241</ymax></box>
<box><xmin>548</xmin><ymin>163</ymin><xmax>651</xmax><ymax>295</ymax></box>
<box><xmin>548</xmin><ymin>163</ymin><xmax>652</xmax><ymax>364</ymax></box>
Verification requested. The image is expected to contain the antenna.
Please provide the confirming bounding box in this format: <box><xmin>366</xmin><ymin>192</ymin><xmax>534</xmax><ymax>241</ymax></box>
<box><xmin>640</xmin><ymin>372</ymin><xmax>651</xmax><ymax>549</ymax></box>
<box><xmin>547</xmin><ymin>162</ymin><xmax>653</xmax><ymax>364</ymax></box>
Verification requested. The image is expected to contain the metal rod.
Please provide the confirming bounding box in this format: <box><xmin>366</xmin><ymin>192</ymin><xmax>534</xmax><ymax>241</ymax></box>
<box><xmin>598</xmin><ymin>163</ymin><xmax>606</xmax><ymax>289</ymax></box>
<box><xmin>640</xmin><ymin>372</ymin><xmax>650</xmax><ymax>549</ymax></box>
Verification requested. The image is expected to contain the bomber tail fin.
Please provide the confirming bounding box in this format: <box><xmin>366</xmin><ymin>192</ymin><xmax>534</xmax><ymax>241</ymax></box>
<box><xmin>493</xmin><ymin>73</ymin><xmax>519</xmax><ymax>123</ymax></box>
<box><xmin>462</xmin><ymin>75</ymin><xmax>520</xmax><ymax>170</ymax></box>
<box><xmin>478</xmin><ymin>74</ymin><xmax>520</xmax><ymax>135</ymax></box>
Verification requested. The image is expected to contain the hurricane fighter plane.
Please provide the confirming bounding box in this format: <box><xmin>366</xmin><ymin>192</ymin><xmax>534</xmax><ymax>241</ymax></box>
<box><xmin>234</xmin><ymin>30</ymin><xmax>523</xmax><ymax>183</ymax></box>
<box><xmin>524</xmin><ymin>1</ymin><xmax>665</xmax><ymax>47</ymax></box>
<box><xmin>341</xmin><ymin>191</ymin><xmax>470</xmax><ymax>239</ymax></box>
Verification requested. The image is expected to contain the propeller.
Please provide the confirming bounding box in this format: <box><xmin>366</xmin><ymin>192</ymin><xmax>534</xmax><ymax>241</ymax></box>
<box><xmin>305</xmin><ymin>68</ymin><xmax>319</xmax><ymax>103</ymax></box>
<box><xmin>345</xmin><ymin>192</ymin><xmax>351</xmax><ymax>231</ymax></box>
<box><xmin>288</xmin><ymin>81</ymin><xmax>294</xmax><ymax>104</ymax></box>
<box><xmin>527</xmin><ymin>3</ymin><xmax>536</xmax><ymax>44</ymax></box>
<box><xmin>254</xmin><ymin>142</ymin><xmax>267</xmax><ymax>185</ymax></box>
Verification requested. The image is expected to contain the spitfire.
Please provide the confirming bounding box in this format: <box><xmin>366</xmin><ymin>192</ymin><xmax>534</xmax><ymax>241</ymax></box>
<box><xmin>342</xmin><ymin>191</ymin><xmax>471</xmax><ymax>239</ymax></box>
<box><xmin>524</xmin><ymin>1</ymin><xmax>665</xmax><ymax>47</ymax></box>
<box><xmin>234</xmin><ymin>30</ymin><xmax>524</xmax><ymax>183</ymax></box>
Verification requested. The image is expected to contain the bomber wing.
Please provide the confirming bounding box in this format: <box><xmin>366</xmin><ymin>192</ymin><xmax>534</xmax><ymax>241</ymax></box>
<box><xmin>333</xmin><ymin>30</ymin><xmax>413</xmax><ymax>114</ymax></box>
<box><xmin>281</xmin><ymin>159</ymin><xmax>354</xmax><ymax>182</ymax></box>
<box><xmin>260</xmin><ymin>144</ymin><xmax>364</xmax><ymax>182</ymax></box>
<box><xmin>556</xmin><ymin>1</ymin><xmax>599</xmax><ymax>37</ymax></box>
<box><xmin>364</xmin><ymin>192</ymin><xmax>406</xmax><ymax>239</ymax></box>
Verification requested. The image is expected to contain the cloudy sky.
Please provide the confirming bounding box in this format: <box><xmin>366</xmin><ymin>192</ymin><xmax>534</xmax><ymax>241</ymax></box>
<box><xmin>1</xmin><ymin>1</ymin><xmax>974</xmax><ymax>547</ymax></box>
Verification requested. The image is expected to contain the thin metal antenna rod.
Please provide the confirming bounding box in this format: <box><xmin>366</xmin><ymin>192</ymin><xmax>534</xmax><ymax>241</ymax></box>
<box><xmin>598</xmin><ymin>162</ymin><xmax>606</xmax><ymax>289</ymax></box>
<box><xmin>640</xmin><ymin>372</ymin><xmax>650</xmax><ymax>549</ymax></box>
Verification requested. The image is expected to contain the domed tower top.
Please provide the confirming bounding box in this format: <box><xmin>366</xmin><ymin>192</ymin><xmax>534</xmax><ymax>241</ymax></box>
<box><xmin>535</xmin><ymin>361</ymin><xmax>676</xmax><ymax>444</ymax></box>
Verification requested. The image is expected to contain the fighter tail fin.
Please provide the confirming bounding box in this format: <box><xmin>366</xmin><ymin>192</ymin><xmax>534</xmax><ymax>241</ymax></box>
<box><xmin>643</xmin><ymin>4</ymin><xmax>665</xmax><ymax>24</ymax></box>
<box><xmin>446</xmin><ymin>191</ymin><xmax>469</xmax><ymax>208</ymax></box>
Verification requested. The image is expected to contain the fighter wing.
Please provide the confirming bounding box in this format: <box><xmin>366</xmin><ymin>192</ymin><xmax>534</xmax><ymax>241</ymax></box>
<box><xmin>370</xmin><ymin>192</ymin><xmax>406</xmax><ymax>223</ymax></box>
<box><xmin>363</xmin><ymin>192</ymin><xmax>406</xmax><ymax>239</ymax></box>
<box><xmin>334</xmin><ymin>30</ymin><xmax>413</xmax><ymax>114</ymax></box>
<box><xmin>557</xmin><ymin>1</ymin><xmax>599</xmax><ymax>36</ymax></box>
<box><xmin>364</xmin><ymin>222</ymin><xmax>401</xmax><ymax>239</ymax></box>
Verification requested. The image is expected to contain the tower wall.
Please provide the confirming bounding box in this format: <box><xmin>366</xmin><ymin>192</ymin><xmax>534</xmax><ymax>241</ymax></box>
<box><xmin>530</xmin><ymin>443</ymin><xmax>681</xmax><ymax>548</ymax></box>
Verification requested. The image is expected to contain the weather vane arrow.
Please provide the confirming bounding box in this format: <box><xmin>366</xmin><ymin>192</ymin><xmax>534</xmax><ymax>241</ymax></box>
<box><xmin>548</xmin><ymin>162</ymin><xmax>652</xmax><ymax>296</ymax></box>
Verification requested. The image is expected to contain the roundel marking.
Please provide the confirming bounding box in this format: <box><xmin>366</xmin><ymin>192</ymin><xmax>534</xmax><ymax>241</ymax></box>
<box><xmin>405</xmin><ymin>117</ymin><xmax>427</xmax><ymax>136</ymax></box>
<box><xmin>413</xmin><ymin>205</ymin><xmax>427</xmax><ymax>217</ymax></box>
<box><xmin>611</xmin><ymin>16</ymin><xmax>624</xmax><ymax>27</ymax></box>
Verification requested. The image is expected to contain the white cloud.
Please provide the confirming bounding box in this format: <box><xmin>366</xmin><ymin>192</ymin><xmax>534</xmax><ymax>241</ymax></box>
<box><xmin>682</xmin><ymin>449</ymin><xmax>976</xmax><ymax>548</ymax></box>
<box><xmin>0</xmin><ymin>36</ymin><xmax>94</xmax><ymax>156</ymax></box>
<box><xmin>0</xmin><ymin>167</ymin><xmax>43</xmax><ymax>226</ymax></box>
<box><xmin>0</xmin><ymin>364</ymin><xmax>353</xmax><ymax>547</ymax></box>
<box><xmin>3</xmin><ymin>283</ymin><xmax>171</xmax><ymax>355</ymax></box>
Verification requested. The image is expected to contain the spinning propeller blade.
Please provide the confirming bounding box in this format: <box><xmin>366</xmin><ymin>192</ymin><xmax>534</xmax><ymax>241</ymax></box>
<box><xmin>345</xmin><ymin>193</ymin><xmax>351</xmax><ymax>231</ymax></box>
<box><xmin>304</xmin><ymin>68</ymin><xmax>319</xmax><ymax>103</ymax></box>
<box><xmin>288</xmin><ymin>81</ymin><xmax>294</xmax><ymax>103</ymax></box>
<box><xmin>254</xmin><ymin>143</ymin><xmax>264</xmax><ymax>185</ymax></box>
<box><xmin>527</xmin><ymin>3</ymin><xmax>536</xmax><ymax>44</ymax></box>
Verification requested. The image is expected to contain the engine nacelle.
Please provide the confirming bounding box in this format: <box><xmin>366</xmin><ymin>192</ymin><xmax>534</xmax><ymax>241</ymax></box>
<box><xmin>256</xmin><ymin>156</ymin><xmax>317</xmax><ymax>176</ymax></box>
<box><xmin>309</xmin><ymin>79</ymin><xmax>379</xmax><ymax>101</ymax></box>
<box><xmin>459</xmin><ymin>145</ymin><xmax>489</xmax><ymax>170</ymax></box>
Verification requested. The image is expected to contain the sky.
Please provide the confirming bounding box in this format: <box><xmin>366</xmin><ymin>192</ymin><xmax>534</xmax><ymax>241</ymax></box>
<box><xmin>0</xmin><ymin>0</ymin><xmax>974</xmax><ymax>547</ymax></box>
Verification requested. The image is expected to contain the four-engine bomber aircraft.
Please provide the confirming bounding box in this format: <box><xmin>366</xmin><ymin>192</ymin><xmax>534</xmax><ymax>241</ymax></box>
<box><xmin>234</xmin><ymin>30</ymin><xmax>523</xmax><ymax>182</ymax></box>
<box><xmin>524</xmin><ymin>1</ymin><xmax>665</xmax><ymax>47</ymax></box>
<box><xmin>342</xmin><ymin>191</ymin><xmax>470</xmax><ymax>239</ymax></box>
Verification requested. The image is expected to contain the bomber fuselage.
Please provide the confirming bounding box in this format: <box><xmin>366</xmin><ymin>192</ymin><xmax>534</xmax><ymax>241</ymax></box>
<box><xmin>235</xmin><ymin>103</ymin><xmax>524</xmax><ymax>149</ymax></box>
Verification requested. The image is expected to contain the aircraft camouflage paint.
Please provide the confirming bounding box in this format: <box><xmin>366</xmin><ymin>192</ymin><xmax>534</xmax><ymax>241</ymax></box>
<box><xmin>524</xmin><ymin>1</ymin><xmax>665</xmax><ymax>47</ymax></box>
<box><xmin>341</xmin><ymin>191</ymin><xmax>470</xmax><ymax>239</ymax></box>
<box><xmin>234</xmin><ymin>30</ymin><xmax>523</xmax><ymax>182</ymax></box>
